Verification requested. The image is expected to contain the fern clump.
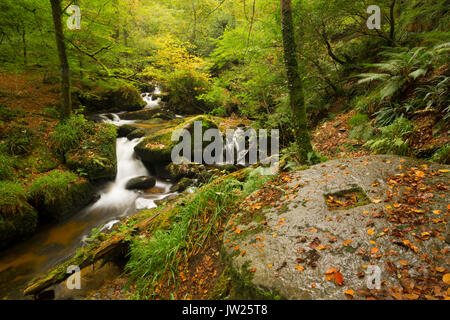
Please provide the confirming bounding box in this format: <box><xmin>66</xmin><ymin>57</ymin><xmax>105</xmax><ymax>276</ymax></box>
<box><xmin>364</xmin><ymin>117</ymin><xmax>414</xmax><ymax>155</ymax></box>
<box><xmin>348</xmin><ymin>113</ymin><xmax>374</xmax><ymax>142</ymax></box>
<box><xmin>50</xmin><ymin>115</ymin><xmax>93</xmax><ymax>156</ymax></box>
<box><xmin>0</xmin><ymin>154</ymin><xmax>15</xmax><ymax>180</ymax></box>
<box><xmin>431</xmin><ymin>145</ymin><xmax>450</xmax><ymax>165</ymax></box>
<box><xmin>0</xmin><ymin>181</ymin><xmax>38</xmax><ymax>247</ymax></box>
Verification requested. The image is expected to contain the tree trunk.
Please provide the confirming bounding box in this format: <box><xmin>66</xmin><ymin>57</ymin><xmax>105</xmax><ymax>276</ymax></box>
<box><xmin>50</xmin><ymin>0</ymin><xmax>71</xmax><ymax>120</ymax></box>
<box><xmin>389</xmin><ymin>0</ymin><xmax>396</xmax><ymax>42</ymax></box>
<box><xmin>280</xmin><ymin>0</ymin><xmax>313</xmax><ymax>162</ymax></box>
<box><xmin>21</xmin><ymin>27</ymin><xmax>27</xmax><ymax>66</ymax></box>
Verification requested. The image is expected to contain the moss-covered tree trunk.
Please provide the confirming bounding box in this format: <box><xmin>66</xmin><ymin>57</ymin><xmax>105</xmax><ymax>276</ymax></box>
<box><xmin>280</xmin><ymin>0</ymin><xmax>313</xmax><ymax>162</ymax></box>
<box><xmin>50</xmin><ymin>0</ymin><xmax>72</xmax><ymax>120</ymax></box>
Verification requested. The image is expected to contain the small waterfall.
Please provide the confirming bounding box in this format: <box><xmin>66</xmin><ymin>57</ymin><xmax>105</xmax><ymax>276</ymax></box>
<box><xmin>91</xmin><ymin>137</ymin><xmax>149</xmax><ymax>210</ymax></box>
<box><xmin>141</xmin><ymin>86</ymin><xmax>161</xmax><ymax>109</ymax></box>
<box><xmin>91</xmin><ymin>111</ymin><xmax>173</xmax><ymax>216</ymax></box>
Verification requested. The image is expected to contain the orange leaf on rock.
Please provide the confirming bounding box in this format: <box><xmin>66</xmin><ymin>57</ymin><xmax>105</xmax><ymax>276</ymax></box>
<box><xmin>334</xmin><ymin>271</ymin><xmax>344</xmax><ymax>286</ymax></box>
<box><xmin>344</xmin><ymin>289</ymin><xmax>354</xmax><ymax>297</ymax></box>
<box><xmin>443</xmin><ymin>273</ymin><xmax>450</xmax><ymax>285</ymax></box>
<box><xmin>325</xmin><ymin>268</ymin><xmax>338</xmax><ymax>275</ymax></box>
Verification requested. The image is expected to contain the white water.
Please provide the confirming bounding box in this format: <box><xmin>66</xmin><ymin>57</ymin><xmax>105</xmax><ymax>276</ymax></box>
<box><xmin>98</xmin><ymin>113</ymin><xmax>136</xmax><ymax>126</ymax></box>
<box><xmin>88</xmin><ymin>87</ymin><xmax>174</xmax><ymax>229</ymax></box>
<box><xmin>141</xmin><ymin>86</ymin><xmax>161</xmax><ymax>109</ymax></box>
<box><xmin>91</xmin><ymin>137</ymin><xmax>149</xmax><ymax>210</ymax></box>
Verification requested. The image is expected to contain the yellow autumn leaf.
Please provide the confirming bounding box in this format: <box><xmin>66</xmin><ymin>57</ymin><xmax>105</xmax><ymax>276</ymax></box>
<box><xmin>443</xmin><ymin>273</ymin><xmax>450</xmax><ymax>285</ymax></box>
<box><xmin>367</xmin><ymin>228</ymin><xmax>375</xmax><ymax>235</ymax></box>
<box><xmin>344</xmin><ymin>289</ymin><xmax>354</xmax><ymax>297</ymax></box>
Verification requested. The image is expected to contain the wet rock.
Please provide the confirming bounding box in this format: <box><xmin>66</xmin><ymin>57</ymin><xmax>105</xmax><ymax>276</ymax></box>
<box><xmin>125</xmin><ymin>176</ymin><xmax>156</xmax><ymax>190</ymax></box>
<box><xmin>117</xmin><ymin>124</ymin><xmax>136</xmax><ymax>138</ymax></box>
<box><xmin>165</xmin><ymin>162</ymin><xmax>205</xmax><ymax>181</ymax></box>
<box><xmin>120</xmin><ymin>106</ymin><xmax>175</xmax><ymax>121</ymax></box>
<box><xmin>223</xmin><ymin>155</ymin><xmax>449</xmax><ymax>300</ymax></box>
<box><xmin>86</xmin><ymin>114</ymin><xmax>105</xmax><ymax>123</ymax></box>
<box><xmin>155</xmin><ymin>194</ymin><xmax>179</xmax><ymax>206</ymax></box>
<box><xmin>126</xmin><ymin>128</ymin><xmax>146</xmax><ymax>140</ymax></box>
<box><xmin>170</xmin><ymin>177</ymin><xmax>193</xmax><ymax>193</ymax></box>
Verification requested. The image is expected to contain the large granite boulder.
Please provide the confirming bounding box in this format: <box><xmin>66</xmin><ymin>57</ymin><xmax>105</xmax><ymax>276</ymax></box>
<box><xmin>224</xmin><ymin>155</ymin><xmax>449</xmax><ymax>300</ymax></box>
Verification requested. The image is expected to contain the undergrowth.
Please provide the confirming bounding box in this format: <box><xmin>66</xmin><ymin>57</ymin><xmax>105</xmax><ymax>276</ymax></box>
<box><xmin>125</xmin><ymin>167</ymin><xmax>272</xmax><ymax>299</ymax></box>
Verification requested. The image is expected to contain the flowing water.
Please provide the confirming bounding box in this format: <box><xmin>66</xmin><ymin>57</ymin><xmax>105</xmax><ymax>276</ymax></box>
<box><xmin>0</xmin><ymin>88</ymin><xmax>172</xmax><ymax>299</ymax></box>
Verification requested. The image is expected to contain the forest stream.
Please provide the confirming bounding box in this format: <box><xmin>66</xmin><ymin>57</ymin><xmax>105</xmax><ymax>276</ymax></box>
<box><xmin>0</xmin><ymin>89</ymin><xmax>173</xmax><ymax>300</ymax></box>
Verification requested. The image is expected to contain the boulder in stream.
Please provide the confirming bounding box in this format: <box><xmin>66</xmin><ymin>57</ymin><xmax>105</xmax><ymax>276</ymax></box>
<box><xmin>127</xmin><ymin>128</ymin><xmax>146</xmax><ymax>140</ymax></box>
<box><xmin>125</xmin><ymin>176</ymin><xmax>156</xmax><ymax>190</ymax></box>
<box><xmin>117</xmin><ymin>124</ymin><xmax>136</xmax><ymax>138</ymax></box>
<box><xmin>76</xmin><ymin>84</ymin><xmax>146</xmax><ymax>113</ymax></box>
<box><xmin>169</xmin><ymin>177</ymin><xmax>193</xmax><ymax>193</ymax></box>
<box><xmin>134</xmin><ymin>115</ymin><xmax>218</xmax><ymax>165</ymax></box>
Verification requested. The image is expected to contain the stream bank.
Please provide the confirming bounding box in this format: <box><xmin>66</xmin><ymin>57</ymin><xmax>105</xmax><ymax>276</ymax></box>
<box><xmin>0</xmin><ymin>87</ymin><xmax>173</xmax><ymax>299</ymax></box>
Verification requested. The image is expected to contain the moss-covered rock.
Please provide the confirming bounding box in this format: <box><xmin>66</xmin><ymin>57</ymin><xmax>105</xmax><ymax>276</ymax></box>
<box><xmin>64</xmin><ymin>123</ymin><xmax>117</xmax><ymax>181</ymax></box>
<box><xmin>120</xmin><ymin>106</ymin><xmax>175</xmax><ymax>121</ymax></box>
<box><xmin>127</xmin><ymin>128</ymin><xmax>146</xmax><ymax>140</ymax></box>
<box><xmin>117</xmin><ymin>124</ymin><xmax>136</xmax><ymax>138</ymax></box>
<box><xmin>28</xmin><ymin>170</ymin><xmax>94</xmax><ymax>221</ymax></box>
<box><xmin>77</xmin><ymin>84</ymin><xmax>146</xmax><ymax>113</ymax></box>
<box><xmin>134</xmin><ymin>115</ymin><xmax>218</xmax><ymax>165</ymax></box>
<box><xmin>0</xmin><ymin>181</ymin><xmax>38</xmax><ymax>248</ymax></box>
<box><xmin>165</xmin><ymin>162</ymin><xmax>206</xmax><ymax>181</ymax></box>
<box><xmin>170</xmin><ymin>177</ymin><xmax>194</xmax><ymax>192</ymax></box>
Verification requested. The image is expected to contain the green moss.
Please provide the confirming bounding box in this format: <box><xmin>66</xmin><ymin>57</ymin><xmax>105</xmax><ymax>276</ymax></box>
<box><xmin>50</xmin><ymin>115</ymin><xmax>91</xmax><ymax>156</ymax></box>
<box><xmin>431</xmin><ymin>145</ymin><xmax>450</xmax><ymax>164</ymax></box>
<box><xmin>0</xmin><ymin>181</ymin><xmax>38</xmax><ymax>248</ymax></box>
<box><xmin>0</xmin><ymin>154</ymin><xmax>15</xmax><ymax>180</ymax></box>
<box><xmin>65</xmin><ymin>123</ymin><xmax>117</xmax><ymax>180</ymax></box>
<box><xmin>227</xmin><ymin>260</ymin><xmax>282</xmax><ymax>300</ymax></box>
<box><xmin>0</xmin><ymin>124</ymin><xmax>34</xmax><ymax>156</ymax></box>
<box><xmin>50</xmin><ymin>115</ymin><xmax>117</xmax><ymax>180</ymax></box>
<box><xmin>0</xmin><ymin>104</ymin><xmax>24</xmax><ymax>123</ymax></box>
<box><xmin>324</xmin><ymin>186</ymin><xmax>371</xmax><ymax>211</ymax></box>
<box><xmin>77</xmin><ymin>83</ymin><xmax>146</xmax><ymax>113</ymax></box>
<box><xmin>28</xmin><ymin>170</ymin><xmax>93</xmax><ymax>220</ymax></box>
